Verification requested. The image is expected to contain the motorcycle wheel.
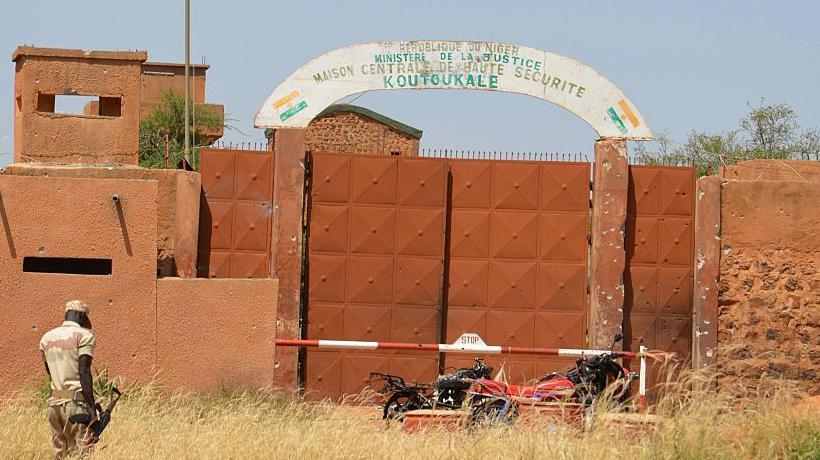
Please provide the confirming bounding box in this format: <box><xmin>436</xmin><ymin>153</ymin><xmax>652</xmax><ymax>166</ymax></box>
<box><xmin>383</xmin><ymin>392</ymin><xmax>423</xmax><ymax>420</ymax></box>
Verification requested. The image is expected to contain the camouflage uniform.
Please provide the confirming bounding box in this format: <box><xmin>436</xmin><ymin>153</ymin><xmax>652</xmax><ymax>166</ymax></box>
<box><xmin>39</xmin><ymin>300</ymin><xmax>95</xmax><ymax>459</ymax></box>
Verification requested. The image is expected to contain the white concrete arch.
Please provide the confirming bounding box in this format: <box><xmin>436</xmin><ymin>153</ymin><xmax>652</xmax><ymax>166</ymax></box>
<box><xmin>254</xmin><ymin>41</ymin><xmax>651</xmax><ymax>139</ymax></box>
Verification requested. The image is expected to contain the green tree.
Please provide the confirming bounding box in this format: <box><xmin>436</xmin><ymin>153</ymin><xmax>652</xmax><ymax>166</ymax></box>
<box><xmin>632</xmin><ymin>100</ymin><xmax>820</xmax><ymax>176</ymax></box>
<box><xmin>138</xmin><ymin>91</ymin><xmax>223</xmax><ymax>170</ymax></box>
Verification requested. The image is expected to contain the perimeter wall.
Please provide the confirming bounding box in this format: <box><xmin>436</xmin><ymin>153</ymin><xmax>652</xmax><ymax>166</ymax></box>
<box><xmin>700</xmin><ymin>161</ymin><xmax>820</xmax><ymax>393</ymax></box>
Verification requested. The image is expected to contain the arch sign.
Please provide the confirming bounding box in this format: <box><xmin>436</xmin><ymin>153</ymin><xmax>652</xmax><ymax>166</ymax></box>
<box><xmin>255</xmin><ymin>41</ymin><xmax>651</xmax><ymax>139</ymax></box>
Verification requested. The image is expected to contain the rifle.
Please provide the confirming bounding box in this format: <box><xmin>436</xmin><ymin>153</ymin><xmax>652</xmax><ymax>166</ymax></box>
<box><xmin>68</xmin><ymin>387</ymin><xmax>122</xmax><ymax>445</ymax></box>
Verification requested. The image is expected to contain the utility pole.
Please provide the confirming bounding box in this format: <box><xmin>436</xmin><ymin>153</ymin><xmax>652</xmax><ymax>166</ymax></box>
<box><xmin>183</xmin><ymin>0</ymin><xmax>191</xmax><ymax>163</ymax></box>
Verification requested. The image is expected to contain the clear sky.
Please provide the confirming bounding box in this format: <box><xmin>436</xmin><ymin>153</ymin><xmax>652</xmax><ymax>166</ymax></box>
<box><xmin>1</xmin><ymin>0</ymin><xmax>819</xmax><ymax>167</ymax></box>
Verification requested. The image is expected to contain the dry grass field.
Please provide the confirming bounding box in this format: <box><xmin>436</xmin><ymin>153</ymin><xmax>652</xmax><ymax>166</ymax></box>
<box><xmin>1</xmin><ymin>374</ymin><xmax>817</xmax><ymax>459</ymax></box>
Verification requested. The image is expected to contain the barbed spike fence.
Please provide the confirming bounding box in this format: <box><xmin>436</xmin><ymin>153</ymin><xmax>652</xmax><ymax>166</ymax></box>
<box><xmin>420</xmin><ymin>148</ymin><xmax>589</xmax><ymax>162</ymax></box>
<box><xmin>211</xmin><ymin>140</ymin><xmax>270</xmax><ymax>151</ymax></box>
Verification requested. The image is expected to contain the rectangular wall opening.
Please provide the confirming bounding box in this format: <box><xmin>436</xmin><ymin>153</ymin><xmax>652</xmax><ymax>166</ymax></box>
<box><xmin>36</xmin><ymin>94</ymin><xmax>122</xmax><ymax>117</ymax></box>
<box><xmin>23</xmin><ymin>257</ymin><xmax>113</xmax><ymax>275</ymax></box>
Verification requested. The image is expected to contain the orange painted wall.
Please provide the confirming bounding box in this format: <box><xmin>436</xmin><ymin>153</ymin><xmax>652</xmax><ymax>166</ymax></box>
<box><xmin>0</xmin><ymin>174</ymin><xmax>281</xmax><ymax>394</ymax></box>
<box><xmin>2</xmin><ymin>164</ymin><xmax>201</xmax><ymax>277</ymax></box>
<box><xmin>156</xmin><ymin>278</ymin><xmax>278</xmax><ymax>391</ymax></box>
<box><xmin>0</xmin><ymin>176</ymin><xmax>158</xmax><ymax>393</ymax></box>
<box><xmin>12</xmin><ymin>47</ymin><xmax>146</xmax><ymax>165</ymax></box>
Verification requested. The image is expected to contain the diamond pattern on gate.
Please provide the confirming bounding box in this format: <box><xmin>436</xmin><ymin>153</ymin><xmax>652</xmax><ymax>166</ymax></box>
<box><xmin>344</xmin><ymin>305</ymin><xmax>391</xmax><ymax>341</ymax></box>
<box><xmin>307</xmin><ymin>304</ymin><xmax>344</xmax><ymax>339</ymax></box>
<box><xmin>660</xmin><ymin>169</ymin><xmax>694</xmax><ymax>216</ymax></box>
<box><xmin>390</xmin><ymin>356</ymin><xmax>438</xmax><ymax>385</ymax></box>
<box><xmin>447</xmin><ymin>260</ymin><xmax>489</xmax><ymax>307</ymax></box>
<box><xmin>659</xmin><ymin>218</ymin><xmax>692</xmax><ymax>265</ymax></box>
<box><xmin>308</xmin><ymin>254</ymin><xmax>347</xmax><ymax>302</ymax></box>
<box><xmin>309</xmin><ymin>205</ymin><xmax>349</xmax><ymax>253</ymax></box>
<box><xmin>539</xmin><ymin>213</ymin><xmax>588</xmax><ymax>261</ymax></box>
<box><xmin>341</xmin><ymin>354</ymin><xmax>389</xmax><ymax>396</ymax></box>
<box><xmin>305</xmin><ymin>352</ymin><xmax>342</xmax><ymax>401</ymax></box>
<box><xmin>625</xmin><ymin>165</ymin><xmax>695</xmax><ymax>393</ymax></box>
<box><xmin>488</xmin><ymin>261</ymin><xmax>537</xmax><ymax>307</ymax></box>
<box><xmin>450</xmin><ymin>162</ymin><xmax>492</xmax><ymax>208</ymax></box>
<box><xmin>312</xmin><ymin>155</ymin><xmax>351</xmax><ymax>203</ymax></box>
<box><xmin>449</xmin><ymin>211</ymin><xmax>490</xmax><ymax>258</ymax></box>
<box><xmin>538</xmin><ymin>263</ymin><xmax>586</xmax><ymax>309</ymax></box>
<box><xmin>535</xmin><ymin>311</ymin><xmax>585</xmax><ymax>348</ymax></box>
<box><xmin>490</xmin><ymin>212</ymin><xmax>538</xmax><ymax>259</ymax></box>
<box><xmin>446</xmin><ymin>306</ymin><xmax>487</xmax><ymax>342</ymax></box>
<box><xmin>626</xmin><ymin>266</ymin><xmax>659</xmax><ymax>314</ymax></box>
<box><xmin>349</xmin><ymin>207</ymin><xmax>396</xmax><ymax>254</ymax></box>
<box><xmin>394</xmin><ymin>257</ymin><xmax>442</xmax><ymax>306</ymax></box>
<box><xmin>399</xmin><ymin>159</ymin><xmax>446</xmax><ymax>206</ymax></box>
<box><xmin>198</xmin><ymin>148</ymin><xmax>274</xmax><ymax>278</ymax></box>
<box><xmin>485</xmin><ymin>310</ymin><xmax>535</xmax><ymax>347</ymax></box>
<box><xmin>352</xmin><ymin>157</ymin><xmax>398</xmax><ymax>204</ymax></box>
<box><xmin>347</xmin><ymin>256</ymin><xmax>394</xmax><ymax>304</ymax></box>
<box><xmin>541</xmin><ymin>164</ymin><xmax>591</xmax><ymax>211</ymax></box>
<box><xmin>200</xmin><ymin>150</ymin><xmax>236</xmax><ymax>199</ymax></box>
<box><xmin>230</xmin><ymin>253</ymin><xmax>268</xmax><ymax>278</ymax></box>
<box><xmin>307</xmin><ymin>154</ymin><xmax>450</xmax><ymax>400</ymax></box>
<box><xmin>445</xmin><ymin>160</ymin><xmax>591</xmax><ymax>379</ymax></box>
<box><xmin>206</xmin><ymin>201</ymin><xmax>234</xmax><ymax>250</ymax></box>
<box><xmin>233</xmin><ymin>202</ymin><xmax>270</xmax><ymax>251</ymax></box>
<box><xmin>628</xmin><ymin>168</ymin><xmax>660</xmax><ymax>215</ymax></box>
<box><xmin>627</xmin><ymin>217</ymin><xmax>659</xmax><ymax>264</ymax></box>
<box><xmin>396</xmin><ymin>209</ymin><xmax>444</xmax><ymax>256</ymax></box>
<box><xmin>658</xmin><ymin>316</ymin><xmax>691</xmax><ymax>357</ymax></box>
<box><xmin>392</xmin><ymin>307</ymin><xmax>439</xmax><ymax>343</ymax></box>
<box><xmin>659</xmin><ymin>267</ymin><xmax>692</xmax><ymax>315</ymax></box>
<box><xmin>492</xmin><ymin>163</ymin><xmax>540</xmax><ymax>210</ymax></box>
<box><xmin>235</xmin><ymin>152</ymin><xmax>272</xmax><ymax>201</ymax></box>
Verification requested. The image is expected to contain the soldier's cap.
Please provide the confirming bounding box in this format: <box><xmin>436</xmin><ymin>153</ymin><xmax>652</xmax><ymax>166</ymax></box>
<box><xmin>65</xmin><ymin>300</ymin><xmax>89</xmax><ymax>314</ymax></box>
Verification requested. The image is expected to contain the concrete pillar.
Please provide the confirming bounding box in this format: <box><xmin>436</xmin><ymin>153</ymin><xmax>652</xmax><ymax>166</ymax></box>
<box><xmin>692</xmin><ymin>176</ymin><xmax>721</xmax><ymax>369</ymax></box>
<box><xmin>588</xmin><ymin>139</ymin><xmax>629</xmax><ymax>349</ymax></box>
<box><xmin>270</xmin><ymin>128</ymin><xmax>307</xmax><ymax>389</ymax></box>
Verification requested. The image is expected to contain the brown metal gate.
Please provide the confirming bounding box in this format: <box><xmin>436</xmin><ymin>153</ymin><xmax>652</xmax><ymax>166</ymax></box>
<box><xmin>624</xmin><ymin>165</ymin><xmax>695</xmax><ymax>386</ymax></box>
<box><xmin>305</xmin><ymin>153</ymin><xmax>447</xmax><ymax>400</ymax></box>
<box><xmin>443</xmin><ymin>160</ymin><xmax>591</xmax><ymax>383</ymax></box>
<box><xmin>197</xmin><ymin>148</ymin><xmax>274</xmax><ymax>278</ymax></box>
<box><xmin>304</xmin><ymin>153</ymin><xmax>592</xmax><ymax>399</ymax></box>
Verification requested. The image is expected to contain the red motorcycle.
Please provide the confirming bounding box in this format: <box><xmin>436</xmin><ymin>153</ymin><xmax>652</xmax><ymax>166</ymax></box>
<box><xmin>468</xmin><ymin>334</ymin><xmax>635</xmax><ymax>422</ymax></box>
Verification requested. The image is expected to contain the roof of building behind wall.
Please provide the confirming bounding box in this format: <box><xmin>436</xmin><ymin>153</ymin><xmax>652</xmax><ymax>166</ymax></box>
<box><xmin>12</xmin><ymin>46</ymin><xmax>148</xmax><ymax>62</ymax></box>
<box><xmin>314</xmin><ymin>104</ymin><xmax>423</xmax><ymax>139</ymax></box>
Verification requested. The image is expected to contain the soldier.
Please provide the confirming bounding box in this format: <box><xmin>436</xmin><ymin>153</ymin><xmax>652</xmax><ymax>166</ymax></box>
<box><xmin>39</xmin><ymin>300</ymin><xmax>97</xmax><ymax>459</ymax></box>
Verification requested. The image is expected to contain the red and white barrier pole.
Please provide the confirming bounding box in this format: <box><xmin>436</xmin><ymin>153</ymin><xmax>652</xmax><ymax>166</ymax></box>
<box><xmin>274</xmin><ymin>338</ymin><xmax>640</xmax><ymax>359</ymax></box>
<box><xmin>276</xmin><ymin>334</ymin><xmax>654</xmax><ymax>413</ymax></box>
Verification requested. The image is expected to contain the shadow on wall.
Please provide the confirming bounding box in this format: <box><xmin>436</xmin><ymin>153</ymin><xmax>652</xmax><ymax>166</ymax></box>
<box><xmin>196</xmin><ymin>188</ymin><xmax>213</xmax><ymax>278</ymax></box>
<box><xmin>0</xmin><ymin>191</ymin><xmax>15</xmax><ymax>258</ymax></box>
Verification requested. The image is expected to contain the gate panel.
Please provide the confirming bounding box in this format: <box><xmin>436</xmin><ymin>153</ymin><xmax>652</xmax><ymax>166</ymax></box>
<box><xmin>305</xmin><ymin>154</ymin><xmax>447</xmax><ymax>400</ymax></box>
<box><xmin>625</xmin><ymin>166</ymin><xmax>695</xmax><ymax>386</ymax></box>
<box><xmin>198</xmin><ymin>148</ymin><xmax>274</xmax><ymax>278</ymax></box>
<box><xmin>445</xmin><ymin>160</ymin><xmax>591</xmax><ymax>383</ymax></box>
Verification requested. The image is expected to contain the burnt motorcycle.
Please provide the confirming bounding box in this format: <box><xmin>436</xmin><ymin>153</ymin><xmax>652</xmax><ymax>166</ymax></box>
<box><xmin>468</xmin><ymin>334</ymin><xmax>636</xmax><ymax>424</ymax></box>
<box><xmin>368</xmin><ymin>373</ymin><xmax>434</xmax><ymax>420</ymax></box>
<box><xmin>433</xmin><ymin>358</ymin><xmax>493</xmax><ymax>409</ymax></box>
<box><xmin>370</xmin><ymin>358</ymin><xmax>494</xmax><ymax>420</ymax></box>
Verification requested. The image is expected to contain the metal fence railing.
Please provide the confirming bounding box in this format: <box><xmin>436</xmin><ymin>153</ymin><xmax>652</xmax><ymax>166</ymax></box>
<box><xmin>420</xmin><ymin>148</ymin><xmax>589</xmax><ymax>162</ymax></box>
<box><xmin>210</xmin><ymin>140</ymin><xmax>270</xmax><ymax>151</ymax></box>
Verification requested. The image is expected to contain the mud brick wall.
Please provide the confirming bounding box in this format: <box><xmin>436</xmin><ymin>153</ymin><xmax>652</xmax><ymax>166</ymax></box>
<box><xmin>717</xmin><ymin>179</ymin><xmax>820</xmax><ymax>393</ymax></box>
<box><xmin>306</xmin><ymin>111</ymin><xmax>419</xmax><ymax>156</ymax></box>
